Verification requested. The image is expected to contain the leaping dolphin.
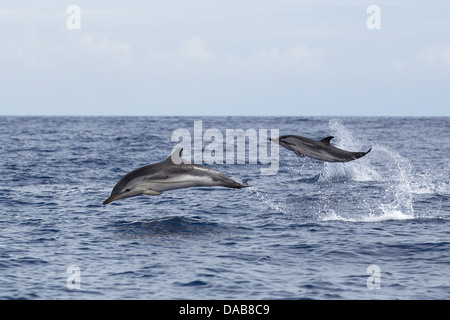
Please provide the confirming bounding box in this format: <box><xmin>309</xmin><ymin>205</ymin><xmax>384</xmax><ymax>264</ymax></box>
<box><xmin>271</xmin><ymin>135</ymin><xmax>371</xmax><ymax>163</ymax></box>
<box><xmin>103</xmin><ymin>148</ymin><xmax>248</xmax><ymax>205</ymax></box>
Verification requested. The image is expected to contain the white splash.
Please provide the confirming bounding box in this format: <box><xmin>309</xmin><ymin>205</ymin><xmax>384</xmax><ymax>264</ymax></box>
<box><xmin>254</xmin><ymin>119</ymin><xmax>448</xmax><ymax>222</ymax></box>
<box><xmin>249</xmin><ymin>186</ymin><xmax>290</xmax><ymax>214</ymax></box>
<box><xmin>318</xmin><ymin>119</ymin><xmax>424</xmax><ymax>222</ymax></box>
<box><xmin>321</xmin><ymin>208</ymin><xmax>414</xmax><ymax>222</ymax></box>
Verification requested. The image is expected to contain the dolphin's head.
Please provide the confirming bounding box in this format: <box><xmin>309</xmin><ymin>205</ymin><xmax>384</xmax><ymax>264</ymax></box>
<box><xmin>103</xmin><ymin>182</ymin><xmax>146</xmax><ymax>205</ymax></box>
<box><xmin>270</xmin><ymin>137</ymin><xmax>290</xmax><ymax>149</ymax></box>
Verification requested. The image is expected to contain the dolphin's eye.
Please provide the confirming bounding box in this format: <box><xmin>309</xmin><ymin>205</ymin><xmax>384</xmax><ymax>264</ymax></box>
<box><xmin>125</xmin><ymin>189</ymin><xmax>130</xmax><ymax>192</ymax></box>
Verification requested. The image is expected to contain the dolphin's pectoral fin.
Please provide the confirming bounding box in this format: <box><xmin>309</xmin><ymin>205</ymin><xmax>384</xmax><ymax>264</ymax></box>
<box><xmin>143</xmin><ymin>189</ymin><xmax>163</xmax><ymax>196</ymax></box>
<box><xmin>293</xmin><ymin>150</ymin><xmax>306</xmax><ymax>158</ymax></box>
<box><xmin>283</xmin><ymin>143</ymin><xmax>306</xmax><ymax>158</ymax></box>
<box><xmin>277</xmin><ymin>139</ymin><xmax>307</xmax><ymax>158</ymax></box>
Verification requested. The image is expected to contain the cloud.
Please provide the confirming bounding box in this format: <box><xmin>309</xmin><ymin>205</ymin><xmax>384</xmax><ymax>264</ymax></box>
<box><xmin>250</xmin><ymin>43</ymin><xmax>323</xmax><ymax>69</ymax></box>
<box><xmin>0</xmin><ymin>28</ymin><xmax>134</xmax><ymax>70</ymax></box>
<box><xmin>145</xmin><ymin>39</ymin><xmax>323</xmax><ymax>75</ymax></box>
<box><xmin>146</xmin><ymin>36</ymin><xmax>216</xmax><ymax>67</ymax></box>
<box><xmin>179</xmin><ymin>37</ymin><xmax>216</xmax><ymax>62</ymax></box>
<box><xmin>75</xmin><ymin>34</ymin><xmax>134</xmax><ymax>65</ymax></box>
<box><xmin>416</xmin><ymin>43</ymin><xmax>450</xmax><ymax>68</ymax></box>
<box><xmin>393</xmin><ymin>43</ymin><xmax>450</xmax><ymax>71</ymax></box>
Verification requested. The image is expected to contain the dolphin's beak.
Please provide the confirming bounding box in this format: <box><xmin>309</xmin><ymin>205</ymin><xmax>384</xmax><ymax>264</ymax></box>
<box><xmin>103</xmin><ymin>194</ymin><xmax>119</xmax><ymax>205</ymax></box>
<box><xmin>269</xmin><ymin>137</ymin><xmax>279</xmax><ymax>144</ymax></box>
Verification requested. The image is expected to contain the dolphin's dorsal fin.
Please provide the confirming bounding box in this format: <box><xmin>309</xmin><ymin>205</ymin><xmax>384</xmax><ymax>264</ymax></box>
<box><xmin>321</xmin><ymin>136</ymin><xmax>334</xmax><ymax>144</ymax></box>
<box><xmin>167</xmin><ymin>148</ymin><xmax>185</xmax><ymax>165</ymax></box>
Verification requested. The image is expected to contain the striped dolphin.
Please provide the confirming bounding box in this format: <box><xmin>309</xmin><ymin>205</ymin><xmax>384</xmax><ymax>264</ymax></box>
<box><xmin>103</xmin><ymin>148</ymin><xmax>248</xmax><ymax>205</ymax></box>
<box><xmin>271</xmin><ymin>135</ymin><xmax>371</xmax><ymax>163</ymax></box>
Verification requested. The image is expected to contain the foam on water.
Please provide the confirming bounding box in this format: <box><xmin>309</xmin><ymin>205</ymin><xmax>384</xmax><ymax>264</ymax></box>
<box><xmin>321</xmin><ymin>208</ymin><xmax>414</xmax><ymax>222</ymax></box>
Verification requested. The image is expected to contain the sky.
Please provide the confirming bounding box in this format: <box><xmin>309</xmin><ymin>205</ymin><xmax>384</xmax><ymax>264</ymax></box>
<box><xmin>0</xmin><ymin>1</ymin><xmax>449</xmax><ymax>116</ymax></box>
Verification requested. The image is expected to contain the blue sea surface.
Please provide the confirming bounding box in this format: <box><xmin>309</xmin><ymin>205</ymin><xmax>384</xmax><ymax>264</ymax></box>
<box><xmin>0</xmin><ymin>116</ymin><xmax>449</xmax><ymax>299</ymax></box>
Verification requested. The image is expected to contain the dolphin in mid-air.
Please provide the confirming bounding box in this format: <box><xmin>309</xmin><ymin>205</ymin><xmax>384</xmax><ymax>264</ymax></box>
<box><xmin>103</xmin><ymin>148</ymin><xmax>248</xmax><ymax>204</ymax></box>
<box><xmin>271</xmin><ymin>135</ymin><xmax>371</xmax><ymax>163</ymax></box>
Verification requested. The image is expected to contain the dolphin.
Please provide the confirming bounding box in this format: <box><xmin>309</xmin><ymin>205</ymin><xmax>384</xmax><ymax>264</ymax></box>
<box><xmin>103</xmin><ymin>148</ymin><xmax>248</xmax><ymax>204</ymax></box>
<box><xmin>270</xmin><ymin>135</ymin><xmax>371</xmax><ymax>163</ymax></box>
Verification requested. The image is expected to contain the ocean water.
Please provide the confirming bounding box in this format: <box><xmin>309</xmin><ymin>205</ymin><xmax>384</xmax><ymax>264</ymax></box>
<box><xmin>0</xmin><ymin>116</ymin><xmax>449</xmax><ymax>300</ymax></box>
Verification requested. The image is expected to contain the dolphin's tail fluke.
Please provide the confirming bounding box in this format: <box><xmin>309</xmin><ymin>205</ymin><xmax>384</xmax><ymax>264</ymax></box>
<box><xmin>241</xmin><ymin>179</ymin><xmax>250</xmax><ymax>188</ymax></box>
<box><xmin>352</xmin><ymin>147</ymin><xmax>372</xmax><ymax>160</ymax></box>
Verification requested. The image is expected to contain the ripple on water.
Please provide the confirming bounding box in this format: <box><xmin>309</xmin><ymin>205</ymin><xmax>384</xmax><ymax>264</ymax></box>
<box><xmin>112</xmin><ymin>216</ymin><xmax>226</xmax><ymax>241</ymax></box>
